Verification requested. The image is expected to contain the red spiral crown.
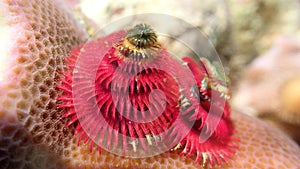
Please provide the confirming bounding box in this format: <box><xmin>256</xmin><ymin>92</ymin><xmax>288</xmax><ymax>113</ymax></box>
<box><xmin>57</xmin><ymin>24</ymin><xmax>237</xmax><ymax>167</ymax></box>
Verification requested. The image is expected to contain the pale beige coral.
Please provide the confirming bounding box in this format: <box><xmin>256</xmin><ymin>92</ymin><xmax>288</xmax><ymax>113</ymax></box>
<box><xmin>0</xmin><ymin>0</ymin><xmax>300</xmax><ymax>169</ymax></box>
<box><xmin>280</xmin><ymin>76</ymin><xmax>300</xmax><ymax>125</ymax></box>
<box><xmin>233</xmin><ymin>36</ymin><xmax>300</xmax><ymax>115</ymax></box>
<box><xmin>233</xmin><ymin>36</ymin><xmax>300</xmax><ymax>143</ymax></box>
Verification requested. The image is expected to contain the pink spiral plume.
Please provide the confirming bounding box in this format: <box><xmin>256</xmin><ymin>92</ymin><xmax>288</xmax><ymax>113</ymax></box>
<box><xmin>57</xmin><ymin>23</ymin><xmax>237</xmax><ymax>167</ymax></box>
<box><xmin>1</xmin><ymin>1</ymin><xmax>300</xmax><ymax>168</ymax></box>
<box><xmin>176</xmin><ymin>57</ymin><xmax>236</xmax><ymax>166</ymax></box>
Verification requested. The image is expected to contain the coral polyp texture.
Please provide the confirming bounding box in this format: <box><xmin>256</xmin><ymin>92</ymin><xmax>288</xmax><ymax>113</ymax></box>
<box><xmin>57</xmin><ymin>23</ymin><xmax>236</xmax><ymax>167</ymax></box>
<box><xmin>1</xmin><ymin>0</ymin><xmax>300</xmax><ymax>169</ymax></box>
<box><xmin>0</xmin><ymin>0</ymin><xmax>88</xmax><ymax>168</ymax></box>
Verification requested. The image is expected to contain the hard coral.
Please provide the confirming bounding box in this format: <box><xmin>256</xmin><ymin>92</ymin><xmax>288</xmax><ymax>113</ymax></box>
<box><xmin>0</xmin><ymin>0</ymin><xmax>87</xmax><ymax>168</ymax></box>
<box><xmin>1</xmin><ymin>1</ymin><xmax>300</xmax><ymax>169</ymax></box>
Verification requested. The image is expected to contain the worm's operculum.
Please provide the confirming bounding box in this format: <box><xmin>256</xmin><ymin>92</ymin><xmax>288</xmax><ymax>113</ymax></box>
<box><xmin>117</xmin><ymin>23</ymin><xmax>161</xmax><ymax>61</ymax></box>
